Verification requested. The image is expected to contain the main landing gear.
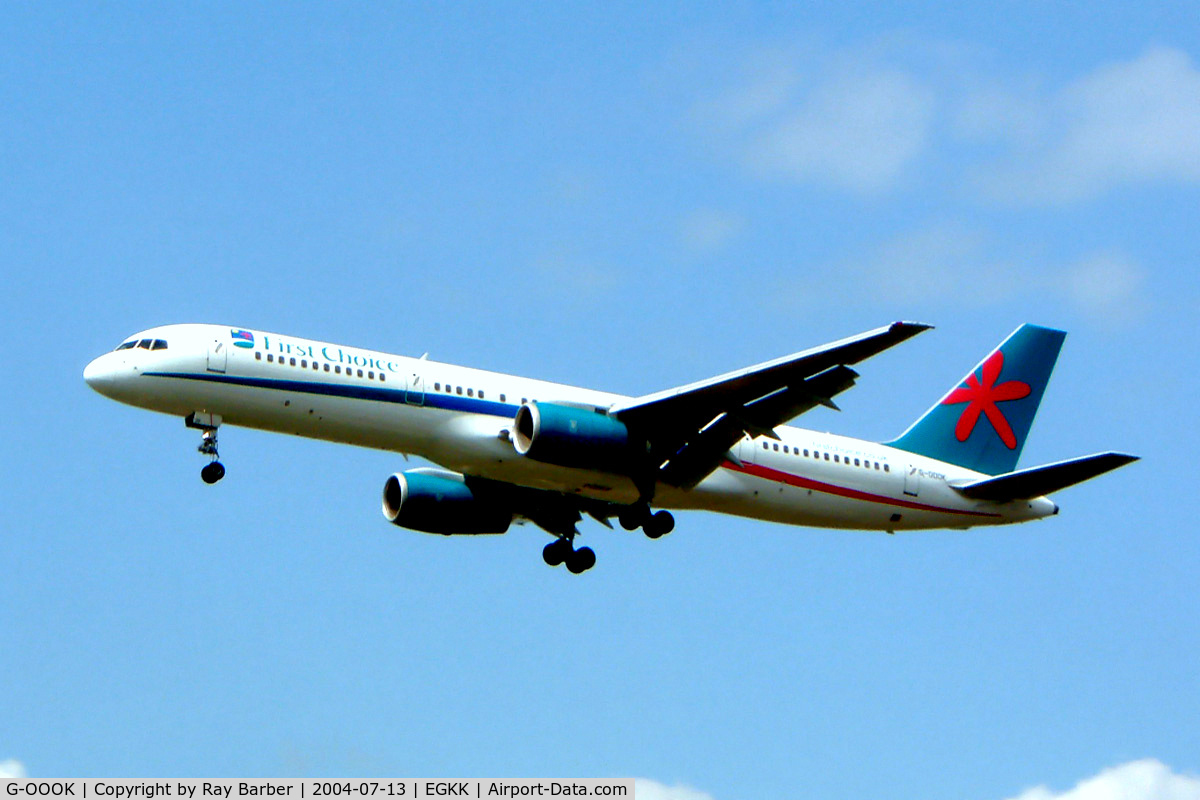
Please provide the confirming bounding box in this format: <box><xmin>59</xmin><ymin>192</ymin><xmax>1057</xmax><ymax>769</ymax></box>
<box><xmin>542</xmin><ymin>535</ymin><xmax>597</xmax><ymax>574</ymax></box>
<box><xmin>618</xmin><ymin>503</ymin><xmax>675</xmax><ymax>539</ymax></box>
<box><xmin>186</xmin><ymin>412</ymin><xmax>225</xmax><ymax>484</ymax></box>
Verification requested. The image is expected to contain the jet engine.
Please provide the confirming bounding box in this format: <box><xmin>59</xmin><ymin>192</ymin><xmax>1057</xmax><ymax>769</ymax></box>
<box><xmin>512</xmin><ymin>401</ymin><xmax>637</xmax><ymax>472</ymax></box>
<box><xmin>381</xmin><ymin>469</ymin><xmax>511</xmax><ymax>534</ymax></box>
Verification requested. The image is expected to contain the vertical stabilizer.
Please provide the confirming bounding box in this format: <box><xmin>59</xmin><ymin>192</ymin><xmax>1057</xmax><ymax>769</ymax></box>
<box><xmin>886</xmin><ymin>324</ymin><xmax>1066</xmax><ymax>475</ymax></box>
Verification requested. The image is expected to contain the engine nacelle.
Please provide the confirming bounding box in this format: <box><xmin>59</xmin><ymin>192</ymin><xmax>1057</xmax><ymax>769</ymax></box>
<box><xmin>381</xmin><ymin>469</ymin><xmax>511</xmax><ymax>535</ymax></box>
<box><xmin>512</xmin><ymin>401</ymin><xmax>634</xmax><ymax>471</ymax></box>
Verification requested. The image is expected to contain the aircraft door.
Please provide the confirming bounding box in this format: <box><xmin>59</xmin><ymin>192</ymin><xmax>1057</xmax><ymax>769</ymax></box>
<box><xmin>904</xmin><ymin>465</ymin><xmax>920</xmax><ymax>497</ymax></box>
<box><xmin>207</xmin><ymin>338</ymin><xmax>227</xmax><ymax>373</ymax></box>
<box><xmin>405</xmin><ymin>372</ymin><xmax>425</xmax><ymax>406</ymax></box>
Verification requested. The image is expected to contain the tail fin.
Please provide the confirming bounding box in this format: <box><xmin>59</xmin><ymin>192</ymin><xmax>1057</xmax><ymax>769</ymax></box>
<box><xmin>887</xmin><ymin>324</ymin><xmax>1066</xmax><ymax>475</ymax></box>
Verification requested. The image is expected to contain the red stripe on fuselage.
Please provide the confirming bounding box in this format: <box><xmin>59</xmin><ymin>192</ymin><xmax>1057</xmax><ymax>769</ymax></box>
<box><xmin>721</xmin><ymin>461</ymin><xmax>1001</xmax><ymax>518</ymax></box>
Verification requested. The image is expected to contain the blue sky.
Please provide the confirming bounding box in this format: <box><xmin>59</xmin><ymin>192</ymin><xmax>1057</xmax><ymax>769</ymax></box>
<box><xmin>2</xmin><ymin>3</ymin><xmax>1198</xmax><ymax>798</ymax></box>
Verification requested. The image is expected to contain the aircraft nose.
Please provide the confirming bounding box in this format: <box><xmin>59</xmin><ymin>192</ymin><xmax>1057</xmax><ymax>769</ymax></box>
<box><xmin>84</xmin><ymin>354</ymin><xmax>118</xmax><ymax>395</ymax></box>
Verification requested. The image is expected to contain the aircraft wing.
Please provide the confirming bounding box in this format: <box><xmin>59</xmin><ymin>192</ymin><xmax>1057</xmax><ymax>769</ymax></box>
<box><xmin>610</xmin><ymin>321</ymin><xmax>931</xmax><ymax>489</ymax></box>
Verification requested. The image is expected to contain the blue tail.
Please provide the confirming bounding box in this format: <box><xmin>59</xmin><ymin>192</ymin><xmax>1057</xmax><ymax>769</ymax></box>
<box><xmin>886</xmin><ymin>324</ymin><xmax>1066</xmax><ymax>475</ymax></box>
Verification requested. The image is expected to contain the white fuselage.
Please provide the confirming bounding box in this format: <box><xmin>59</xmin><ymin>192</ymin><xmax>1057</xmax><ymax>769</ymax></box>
<box><xmin>84</xmin><ymin>324</ymin><xmax>1057</xmax><ymax>532</ymax></box>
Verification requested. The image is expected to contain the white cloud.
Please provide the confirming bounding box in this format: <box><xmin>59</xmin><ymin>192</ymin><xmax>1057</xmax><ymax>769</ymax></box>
<box><xmin>843</xmin><ymin>222</ymin><xmax>1029</xmax><ymax>305</ymax></box>
<box><xmin>633</xmin><ymin>778</ymin><xmax>716</xmax><ymax>800</ymax></box>
<box><xmin>745</xmin><ymin>67</ymin><xmax>935</xmax><ymax>192</ymax></box>
<box><xmin>679</xmin><ymin>209</ymin><xmax>745</xmax><ymax>253</ymax></box>
<box><xmin>1003</xmin><ymin>760</ymin><xmax>1200</xmax><ymax>800</ymax></box>
<box><xmin>1059</xmin><ymin>251</ymin><xmax>1147</xmax><ymax>320</ymax></box>
<box><xmin>694</xmin><ymin>42</ymin><xmax>1200</xmax><ymax>204</ymax></box>
<box><xmin>971</xmin><ymin>47</ymin><xmax>1200</xmax><ymax>203</ymax></box>
<box><xmin>803</xmin><ymin>223</ymin><xmax>1148</xmax><ymax>321</ymax></box>
<box><xmin>695</xmin><ymin>52</ymin><xmax>936</xmax><ymax>193</ymax></box>
<box><xmin>955</xmin><ymin>85</ymin><xmax>1048</xmax><ymax>148</ymax></box>
<box><xmin>532</xmin><ymin>249</ymin><xmax>621</xmax><ymax>297</ymax></box>
<box><xmin>701</xmin><ymin>56</ymin><xmax>800</xmax><ymax>134</ymax></box>
<box><xmin>0</xmin><ymin>760</ymin><xmax>27</xmax><ymax>778</ymax></box>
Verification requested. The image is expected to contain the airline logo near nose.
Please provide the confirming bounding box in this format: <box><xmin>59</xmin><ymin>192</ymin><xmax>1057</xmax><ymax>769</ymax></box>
<box><xmin>231</xmin><ymin>329</ymin><xmax>255</xmax><ymax>348</ymax></box>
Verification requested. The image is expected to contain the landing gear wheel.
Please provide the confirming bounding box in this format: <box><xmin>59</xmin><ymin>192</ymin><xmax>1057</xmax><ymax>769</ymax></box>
<box><xmin>566</xmin><ymin>546</ymin><xmax>596</xmax><ymax>574</ymax></box>
<box><xmin>542</xmin><ymin>538</ymin><xmax>572</xmax><ymax>567</ymax></box>
<box><xmin>619</xmin><ymin>501</ymin><xmax>650</xmax><ymax>531</ymax></box>
<box><xmin>193</xmin><ymin>421</ymin><xmax>224</xmax><ymax>484</ymax></box>
<box><xmin>200</xmin><ymin>461</ymin><xmax>226</xmax><ymax>484</ymax></box>
<box><xmin>644</xmin><ymin>510</ymin><xmax>675</xmax><ymax>539</ymax></box>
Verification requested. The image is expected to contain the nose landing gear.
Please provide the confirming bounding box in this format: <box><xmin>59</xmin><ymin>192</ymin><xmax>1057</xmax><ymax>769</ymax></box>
<box><xmin>199</xmin><ymin>431</ymin><xmax>225</xmax><ymax>484</ymax></box>
<box><xmin>186</xmin><ymin>412</ymin><xmax>225</xmax><ymax>484</ymax></box>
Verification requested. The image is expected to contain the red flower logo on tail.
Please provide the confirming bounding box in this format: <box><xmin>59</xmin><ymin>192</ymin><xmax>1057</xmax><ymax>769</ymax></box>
<box><xmin>942</xmin><ymin>351</ymin><xmax>1031</xmax><ymax>449</ymax></box>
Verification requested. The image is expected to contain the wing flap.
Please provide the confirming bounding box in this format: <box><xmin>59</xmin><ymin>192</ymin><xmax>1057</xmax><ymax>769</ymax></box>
<box><xmin>659</xmin><ymin>365</ymin><xmax>860</xmax><ymax>489</ymax></box>
<box><xmin>603</xmin><ymin>321</ymin><xmax>929</xmax><ymax>493</ymax></box>
<box><xmin>951</xmin><ymin>452</ymin><xmax>1139</xmax><ymax>501</ymax></box>
<box><xmin>610</xmin><ymin>321</ymin><xmax>929</xmax><ymax>431</ymax></box>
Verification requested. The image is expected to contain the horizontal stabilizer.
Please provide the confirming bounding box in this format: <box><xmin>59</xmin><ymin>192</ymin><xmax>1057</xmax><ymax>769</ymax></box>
<box><xmin>951</xmin><ymin>452</ymin><xmax>1139</xmax><ymax>501</ymax></box>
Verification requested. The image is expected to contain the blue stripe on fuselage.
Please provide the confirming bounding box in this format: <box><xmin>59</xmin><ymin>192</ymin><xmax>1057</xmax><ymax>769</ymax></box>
<box><xmin>142</xmin><ymin>371</ymin><xmax>521</xmax><ymax>418</ymax></box>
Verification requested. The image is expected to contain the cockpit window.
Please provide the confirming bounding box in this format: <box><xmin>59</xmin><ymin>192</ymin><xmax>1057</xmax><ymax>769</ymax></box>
<box><xmin>115</xmin><ymin>341</ymin><xmax>137</xmax><ymax>351</ymax></box>
<box><xmin>137</xmin><ymin>339</ymin><xmax>152</xmax><ymax>349</ymax></box>
<box><xmin>150</xmin><ymin>339</ymin><xmax>168</xmax><ymax>350</ymax></box>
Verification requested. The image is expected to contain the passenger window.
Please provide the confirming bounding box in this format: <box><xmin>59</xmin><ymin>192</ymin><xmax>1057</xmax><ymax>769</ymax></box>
<box><xmin>803</xmin><ymin>449</ymin><xmax>809</xmax><ymax>457</ymax></box>
<box><xmin>456</xmin><ymin>386</ymin><xmax>463</xmax><ymax>395</ymax></box>
<box><xmin>379</xmin><ymin>374</ymin><xmax>385</xmax><ymax>382</ymax></box>
<box><xmin>874</xmin><ymin>462</ymin><xmax>880</xmax><ymax>470</ymax></box>
<box><xmin>313</xmin><ymin>361</ymin><xmax>318</xmax><ymax>370</ymax></box>
<box><xmin>323</xmin><ymin>363</ymin><xmax>330</xmax><ymax>372</ymax></box>
<box><xmin>255</xmin><ymin>352</ymin><xmax>262</xmax><ymax>361</ymax></box>
<box><xmin>783</xmin><ymin>446</ymin><xmax>789</xmax><ymax>454</ymax></box>
<box><xmin>773</xmin><ymin>443</ymin><xmax>779</xmax><ymax>451</ymax></box>
<box><xmin>357</xmin><ymin>369</ymin><xmax>363</xmax><ymax>377</ymax></box>
<box><xmin>763</xmin><ymin>441</ymin><xmax>768</xmax><ymax>450</ymax></box>
<box><xmin>267</xmin><ymin>354</ymin><xmax>274</xmax><ymax>363</ymax></box>
<box><xmin>479</xmin><ymin>390</ymin><xmax>484</xmax><ymax>399</ymax></box>
<box><xmin>290</xmin><ymin>357</ymin><xmax>296</xmax><ymax>366</ymax></box>
<box><xmin>884</xmin><ymin>464</ymin><xmax>890</xmax><ymax>472</ymax></box>
<box><xmin>500</xmin><ymin>394</ymin><xmax>506</xmax><ymax>402</ymax></box>
<box><xmin>824</xmin><ymin>453</ymin><xmax>830</xmax><ymax>461</ymax></box>
<box><xmin>335</xmin><ymin>365</ymin><xmax>341</xmax><ymax>374</ymax></box>
<box><xmin>301</xmin><ymin>360</ymin><xmax>307</xmax><ymax>368</ymax></box>
<box><xmin>434</xmin><ymin>383</ymin><xmax>440</xmax><ymax>391</ymax></box>
<box><xmin>467</xmin><ymin>388</ymin><xmax>474</xmax><ymax>397</ymax></box>
<box><xmin>368</xmin><ymin>371</ymin><xmax>375</xmax><ymax>379</ymax></box>
<box><xmin>854</xmin><ymin>458</ymin><xmax>860</xmax><ymax>466</ymax></box>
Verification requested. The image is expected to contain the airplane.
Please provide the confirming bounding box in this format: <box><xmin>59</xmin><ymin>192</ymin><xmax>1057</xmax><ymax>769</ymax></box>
<box><xmin>83</xmin><ymin>321</ymin><xmax>1137</xmax><ymax>573</ymax></box>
